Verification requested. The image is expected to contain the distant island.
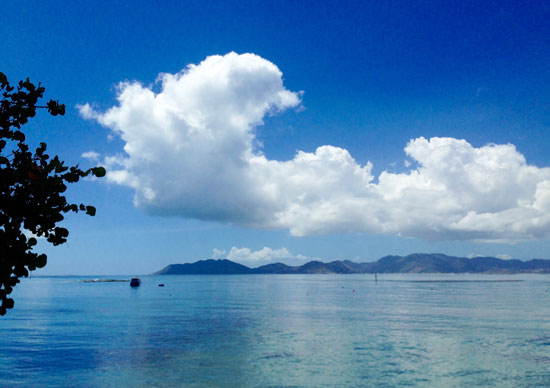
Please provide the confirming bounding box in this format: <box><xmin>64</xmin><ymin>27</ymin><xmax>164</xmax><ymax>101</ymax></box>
<box><xmin>154</xmin><ymin>253</ymin><xmax>550</xmax><ymax>275</ymax></box>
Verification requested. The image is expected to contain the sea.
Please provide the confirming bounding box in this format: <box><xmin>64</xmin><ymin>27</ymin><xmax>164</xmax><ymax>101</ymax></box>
<box><xmin>1</xmin><ymin>274</ymin><xmax>550</xmax><ymax>387</ymax></box>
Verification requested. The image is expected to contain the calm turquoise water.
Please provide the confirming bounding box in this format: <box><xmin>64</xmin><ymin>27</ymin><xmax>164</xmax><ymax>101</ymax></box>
<box><xmin>1</xmin><ymin>274</ymin><xmax>550</xmax><ymax>387</ymax></box>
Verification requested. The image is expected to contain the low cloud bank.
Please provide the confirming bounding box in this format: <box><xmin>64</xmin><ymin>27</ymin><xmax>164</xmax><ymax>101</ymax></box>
<box><xmin>222</xmin><ymin>246</ymin><xmax>310</xmax><ymax>267</ymax></box>
<box><xmin>80</xmin><ymin>52</ymin><xmax>550</xmax><ymax>242</ymax></box>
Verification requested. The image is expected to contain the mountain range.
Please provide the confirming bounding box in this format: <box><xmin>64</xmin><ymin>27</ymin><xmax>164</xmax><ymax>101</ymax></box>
<box><xmin>154</xmin><ymin>253</ymin><xmax>550</xmax><ymax>275</ymax></box>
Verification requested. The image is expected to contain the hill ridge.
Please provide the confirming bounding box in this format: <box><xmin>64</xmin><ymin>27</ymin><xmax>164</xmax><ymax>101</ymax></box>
<box><xmin>154</xmin><ymin>253</ymin><xmax>550</xmax><ymax>275</ymax></box>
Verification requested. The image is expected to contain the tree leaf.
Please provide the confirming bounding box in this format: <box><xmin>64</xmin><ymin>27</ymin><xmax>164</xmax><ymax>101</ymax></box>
<box><xmin>36</xmin><ymin>255</ymin><xmax>47</xmax><ymax>269</ymax></box>
<box><xmin>91</xmin><ymin>166</ymin><xmax>106</xmax><ymax>177</ymax></box>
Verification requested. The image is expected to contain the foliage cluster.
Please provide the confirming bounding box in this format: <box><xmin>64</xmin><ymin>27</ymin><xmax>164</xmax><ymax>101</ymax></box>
<box><xmin>0</xmin><ymin>73</ymin><xmax>104</xmax><ymax>315</ymax></box>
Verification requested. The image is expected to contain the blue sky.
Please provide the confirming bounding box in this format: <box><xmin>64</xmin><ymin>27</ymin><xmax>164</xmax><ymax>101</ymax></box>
<box><xmin>2</xmin><ymin>1</ymin><xmax>549</xmax><ymax>275</ymax></box>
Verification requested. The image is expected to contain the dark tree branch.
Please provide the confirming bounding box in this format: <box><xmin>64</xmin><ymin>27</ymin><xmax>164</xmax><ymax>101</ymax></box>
<box><xmin>0</xmin><ymin>72</ymin><xmax>105</xmax><ymax>315</ymax></box>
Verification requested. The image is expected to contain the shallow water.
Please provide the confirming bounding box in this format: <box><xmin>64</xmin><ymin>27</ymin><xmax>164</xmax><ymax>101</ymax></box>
<box><xmin>1</xmin><ymin>274</ymin><xmax>550</xmax><ymax>387</ymax></box>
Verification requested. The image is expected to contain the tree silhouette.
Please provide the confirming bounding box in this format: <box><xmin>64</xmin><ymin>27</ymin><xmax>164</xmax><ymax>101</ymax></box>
<box><xmin>0</xmin><ymin>72</ymin><xmax>105</xmax><ymax>315</ymax></box>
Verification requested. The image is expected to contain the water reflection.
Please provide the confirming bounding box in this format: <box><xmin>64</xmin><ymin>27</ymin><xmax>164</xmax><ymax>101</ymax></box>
<box><xmin>1</xmin><ymin>274</ymin><xmax>550</xmax><ymax>387</ymax></box>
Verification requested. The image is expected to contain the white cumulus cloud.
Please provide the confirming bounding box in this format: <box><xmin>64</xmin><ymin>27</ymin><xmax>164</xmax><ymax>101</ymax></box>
<box><xmin>223</xmin><ymin>246</ymin><xmax>310</xmax><ymax>266</ymax></box>
<box><xmin>227</xmin><ymin>247</ymin><xmax>293</xmax><ymax>262</ymax></box>
<box><xmin>80</xmin><ymin>52</ymin><xmax>550</xmax><ymax>242</ymax></box>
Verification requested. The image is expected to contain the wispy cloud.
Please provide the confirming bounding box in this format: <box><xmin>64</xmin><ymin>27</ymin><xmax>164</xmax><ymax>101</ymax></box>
<box><xmin>81</xmin><ymin>151</ymin><xmax>100</xmax><ymax>161</ymax></box>
<box><xmin>496</xmin><ymin>254</ymin><xmax>513</xmax><ymax>260</ymax></box>
<box><xmin>80</xmin><ymin>52</ymin><xmax>550</xmax><ymax>242</ymax></box>
<box><xmin>211</xmin><ymin>248</ymin><xmax>226</xmax><ymax>259</ymax></box>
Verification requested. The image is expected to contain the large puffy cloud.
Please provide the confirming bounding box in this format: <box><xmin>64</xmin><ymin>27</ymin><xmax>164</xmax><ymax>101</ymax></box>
<box><xmin>80</xmin><ymin>52</ymin><xmax>550</xmax><ymax>242</ymax></box>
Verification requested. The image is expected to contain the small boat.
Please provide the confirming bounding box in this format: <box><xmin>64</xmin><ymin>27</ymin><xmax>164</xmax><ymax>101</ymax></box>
<box><xmin>130</xmin><ymin>278</ymin><xmax>141</xmax><ymax>287</ymax></box>
<box><xmin>158</xmin><ymin>284</ymin><xmax>165</xmax><ymax>287</ymax></box>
